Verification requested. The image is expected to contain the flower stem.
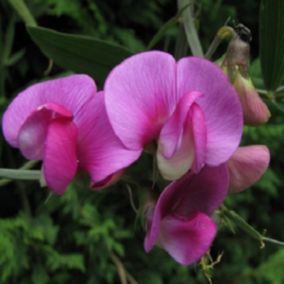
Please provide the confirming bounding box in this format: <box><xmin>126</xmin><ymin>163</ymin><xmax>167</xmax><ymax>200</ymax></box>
<box><xmin>177</xmin><ymin>0</ymin><xmax>203</xmax><ymax>56</ymax></box>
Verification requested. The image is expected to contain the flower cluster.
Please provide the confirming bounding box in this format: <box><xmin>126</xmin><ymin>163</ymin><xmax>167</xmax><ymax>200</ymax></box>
<box><xmin>2</xmin><ymin>51</ymin><xmax>270</xmax><ymax>265</ymax></box>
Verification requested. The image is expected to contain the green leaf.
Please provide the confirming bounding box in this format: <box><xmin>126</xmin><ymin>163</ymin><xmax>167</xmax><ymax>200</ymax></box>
<box><xmin>260</xmin><ymin>0</ymin><xmax>284</xmax><ymax>91</ymax></box>
<box><xmin>27</xmin><ymin>26</ymin><xmax>132</xmax><ymax>85</ymax></box>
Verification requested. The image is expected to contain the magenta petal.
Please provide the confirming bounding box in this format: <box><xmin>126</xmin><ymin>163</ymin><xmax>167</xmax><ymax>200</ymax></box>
<box><xmin>192</xmin><ymin>104</ymin><xmax>207</xmax><ymax>173</ymax></box>
<box><xmin>159</xmin><ymin>165</ymin><xmax>229</xmax><ymax>217</ymax></box>
<box><xmin>159</xmin><ymin>213</ymin><xmax>217</xmax><ymax>265</ymax></box>
<box><xmin>157</xmin><ymin>92</ymin><xmax>201</xmax><ymax>180</ymax></box>
<box><xmin>17</xmin><ymin>104</ymin><xmax>72</xmax><ymax>160</ymax></box>
<box><xmin>43</xmin><ymin>120</ymin><xmax>78</xmax><ymax>194</ymax></box>
<box><xmin>144</xmin><ymin>165</ymin><xmax>228</xmax><ymax>251</ymax></box>
<box><xmin>228</xmin><ymin>145</ymin><xmax>270</xmax><ymax>192</ymax></box>
<box><xmin>177</xmin><ymin>57</ymin><xmax>243</xmax><ymax>165</ymax></box>
<box><xmin>3</xmin><ymin>75</ymin><xmax>95</xmax><ymax>147</ymax></box>
<box><xmin>104</xmin><ymin>51</ymin><xmax>177</xmax><ymax>150</ymax></box>
<box><xmin>76</xmin><ymin>92</ymin><xmax>142</xmax><ymax>184</ymax></box>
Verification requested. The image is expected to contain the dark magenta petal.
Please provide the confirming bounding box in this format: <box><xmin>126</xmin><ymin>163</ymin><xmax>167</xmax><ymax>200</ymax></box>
<box><xmin>158</xmin><ymin>213</ymin><xmax>217</xmax><ymax>265</ymax></box>
<box><xmin>145</xmin><ymin>165</ymin><xmax>229</xmax><ymax>252</ymax></box>
<box><xmin>43</xmin><ymin>120</ymin><xmax>78</xmax><ymax>194</ymax></box>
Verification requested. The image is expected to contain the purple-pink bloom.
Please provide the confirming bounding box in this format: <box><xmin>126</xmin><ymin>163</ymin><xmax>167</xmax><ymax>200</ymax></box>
<box><xmin>104</xmin><ymin>51</ymin><xmax>243</xmax><ymax>180</ymax></box>
<box><xmin>144</xmin><ymin>165</ymin><xmax>229</xmax><ymax>265</ymax></box>
<box><xmin>2</xmin><ymin>75</ymin><xmax>141</xmax><ymax>194</ymax></box>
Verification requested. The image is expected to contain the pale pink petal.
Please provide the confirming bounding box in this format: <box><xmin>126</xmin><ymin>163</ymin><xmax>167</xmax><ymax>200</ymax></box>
<box><xmin>177</xmin><ymin>57</ymin><xmax>243</xmax><ymax>165</ymax></box>
<box><xmin>3</xmin><ymin>75</ymin><xmax>95</xmax><ymax>147</ymax></box>
<box><xmin>17</xmin><ymin>103</ymin><xmax>72</xmax><ymax>160</ymax></box>
<box><xmin>76</xmin><ymin>92</ymin><xmax>142</xmax><ymax>185</ymax></box>
<box><xmin>144</xmin><ymin>165</ymin><xmax>228</xmax><ymax>251</ymax></box>
<box><xmin>228</xmin><ymin>145</ymin><xmax>270</xmax><ymax>192</ymax></box>
<box><xmin>104</xmin><ymin>51</ymin><xmax>177</xmax><ymax>150</ymax></box>
<box><xmin>157</xmin><ymin>92</ymin><xmax>201</xmax><ymax>180</ymax></box>
<box><xmin>43</xmin><ymin>120</ymin><xmax>78</xmax><ymax>194</ymax></box>
<box><xmin>159</xmin><ymin>213</ymin><xmax>217</xmax><ymax>265</ymax></box>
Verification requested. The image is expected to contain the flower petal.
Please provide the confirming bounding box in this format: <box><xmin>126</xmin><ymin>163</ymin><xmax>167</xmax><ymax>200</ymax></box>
<box><xmin>104</xmin><ymin>51</ymin><xmax>177</xmax><ymax>150</ymax></box>
<box><xmin>76</xmin><ymin>92</ymin><xmax>142</xmax><ymax>185</ymax></box>
<box><xmin>43</xmin><ymin>120</ymin><xmax>78</xmax><ymax>194</ymax></box>
<box><xmin>158</xmin><ymin>213</ymin><xmax>217</xmax><ymax>265</ymax></box>
<box><xmin>192</xmin><ymin>104</ymin><xmax>207</xmax><ymax>173</ymax></box>
<box><xmin>157</xmin><ymin>92</ymin><xmax>201</xmax><ymax>180</ymax></box>
<box><xmin>144</xmin><ymin>165</ymin><xmax>228</xmax><ymax>251</ymax></box>
<box><xmin>228</xmin><ymin>145</ymin><xmax>270</xmax><ymax>192</ymax></box>
<box><xmin>177</xmin><ymin>57</ymin><xmax>243</xmax><ymax>165</ymax></box>
<box><xmin>157</xmin><ymin>119</ymin><xmax>195</xmax><ymax>180</ymax></box>
<box><xmin>17</xmin><ymin>103</ymin><xmax>72</xmax><ymax>160</ymax></box>
<box><xmin>3</xmin><ymin>75</ymin><xmax>96</xmax><ymax>147</ymax></box>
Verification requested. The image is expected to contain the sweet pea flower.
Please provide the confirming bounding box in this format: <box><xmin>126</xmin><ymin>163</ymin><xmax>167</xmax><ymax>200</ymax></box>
<box><xmin>227</xmin><ymin>145</ymin><xmax>270</xmax><ymax>192</ymax></box>
<box><xmin>2</xmin><ymin>75</ymin><xmax>141</xmax><ymax>194</ymax></box>
<box><xmin>144</xmin><ymin>165</ymin><xmax>228</xmax><ymax>265</ymax></box>
<box><xmin>104</xmin><ymin>51</ymin><xmax>243</xmax><ymax>180</ymax></box>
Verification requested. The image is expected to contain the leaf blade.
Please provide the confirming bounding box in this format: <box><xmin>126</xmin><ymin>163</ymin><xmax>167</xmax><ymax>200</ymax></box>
<box><xmin>260</xmin><ymin>0</ymin><xmax>284</xmax><ymax>91</ymax></box>
<box><xmin>27</xmin><ymin>26</ymin><xmax>132</xmax><ymax>85</ymax></box>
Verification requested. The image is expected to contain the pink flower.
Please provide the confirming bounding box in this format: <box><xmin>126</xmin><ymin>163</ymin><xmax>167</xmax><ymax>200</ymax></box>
<box><xmin>144</xmin><ymin>165</ymin><xmax>229</xmax><ymax>265</ymax></box>
<box><xmin>2</xmin><ymin>75</ymin><xmax>141</xmax><ymax>194</ymax></box>
<box><xmin>228</xmin><ymin>145</ymin><xmax>270</xmax><ymax>192</ymax></box>
<box><xmin>104</xmin><ymin>51</ymin><xmax>243</xmax><ymax>180</ymax></box>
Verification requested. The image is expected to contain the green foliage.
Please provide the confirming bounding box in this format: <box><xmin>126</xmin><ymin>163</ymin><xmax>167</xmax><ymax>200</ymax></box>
<box><xmin>255</xmin><ymin>249</ymin><xmax>284</xmax><ymax>283</ymax></box>
<box><xmin>260</xmin><ymin>0</ymin><xmax>284</xmax><ymax>91</ymax></box>
<box><xmin>28</xmin><ymin>26</ymin><xmax>132</xmax><ymax>86</ymax></box>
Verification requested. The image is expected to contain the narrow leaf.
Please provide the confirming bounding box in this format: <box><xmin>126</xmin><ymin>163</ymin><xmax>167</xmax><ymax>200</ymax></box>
<box><xmin>27</xmin><ymin>26</ymin><xmax>132</xmax><ymax>85</ymax></box>
<box><xmin>260</xmin><ymin>0</ymin><xmax>284</xmax><ymax>91</ymax></box>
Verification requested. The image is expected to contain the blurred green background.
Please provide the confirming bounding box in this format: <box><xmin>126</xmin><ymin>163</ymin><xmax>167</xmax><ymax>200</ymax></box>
<box><xmin>1</xmin><ymin>0</ymin><xmax>284</xmax><ymax>283</ymax></box>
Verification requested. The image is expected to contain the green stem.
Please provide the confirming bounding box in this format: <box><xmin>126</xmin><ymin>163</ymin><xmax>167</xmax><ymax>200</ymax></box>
<box><xmin>8</xmin><ymin>0</ymin><xmax>37</xmax><ymax>26</ymax></box>
<box><xmin>0</xmin><ymin>161</ymin><xmax>40</xmax><ymax>185</ymax></box>
<box><xmin>177</xmin><ymin>0</ymin><xmax>203</xmax><ymax>56</ymax></box>
<box><xmin>174</xmin><ymin>25</ymin><xmax>188</xmax><ymax>59</ymax></box>
<box><xmin>0</xmin><ymin>168</ymin><xmax>41</xmax><ymax>180</ymax></box>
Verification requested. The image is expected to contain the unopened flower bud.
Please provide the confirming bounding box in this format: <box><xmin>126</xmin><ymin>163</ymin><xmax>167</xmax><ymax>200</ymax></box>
<box><xmin>222</xmin><ymin>24</ymin><xmax>270</xmax><ymax>125</ymax></box>
<box><xmin>233</xmin><ymin>73</ymin><xmax>270</xmax><ymax>125</ymax></box>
